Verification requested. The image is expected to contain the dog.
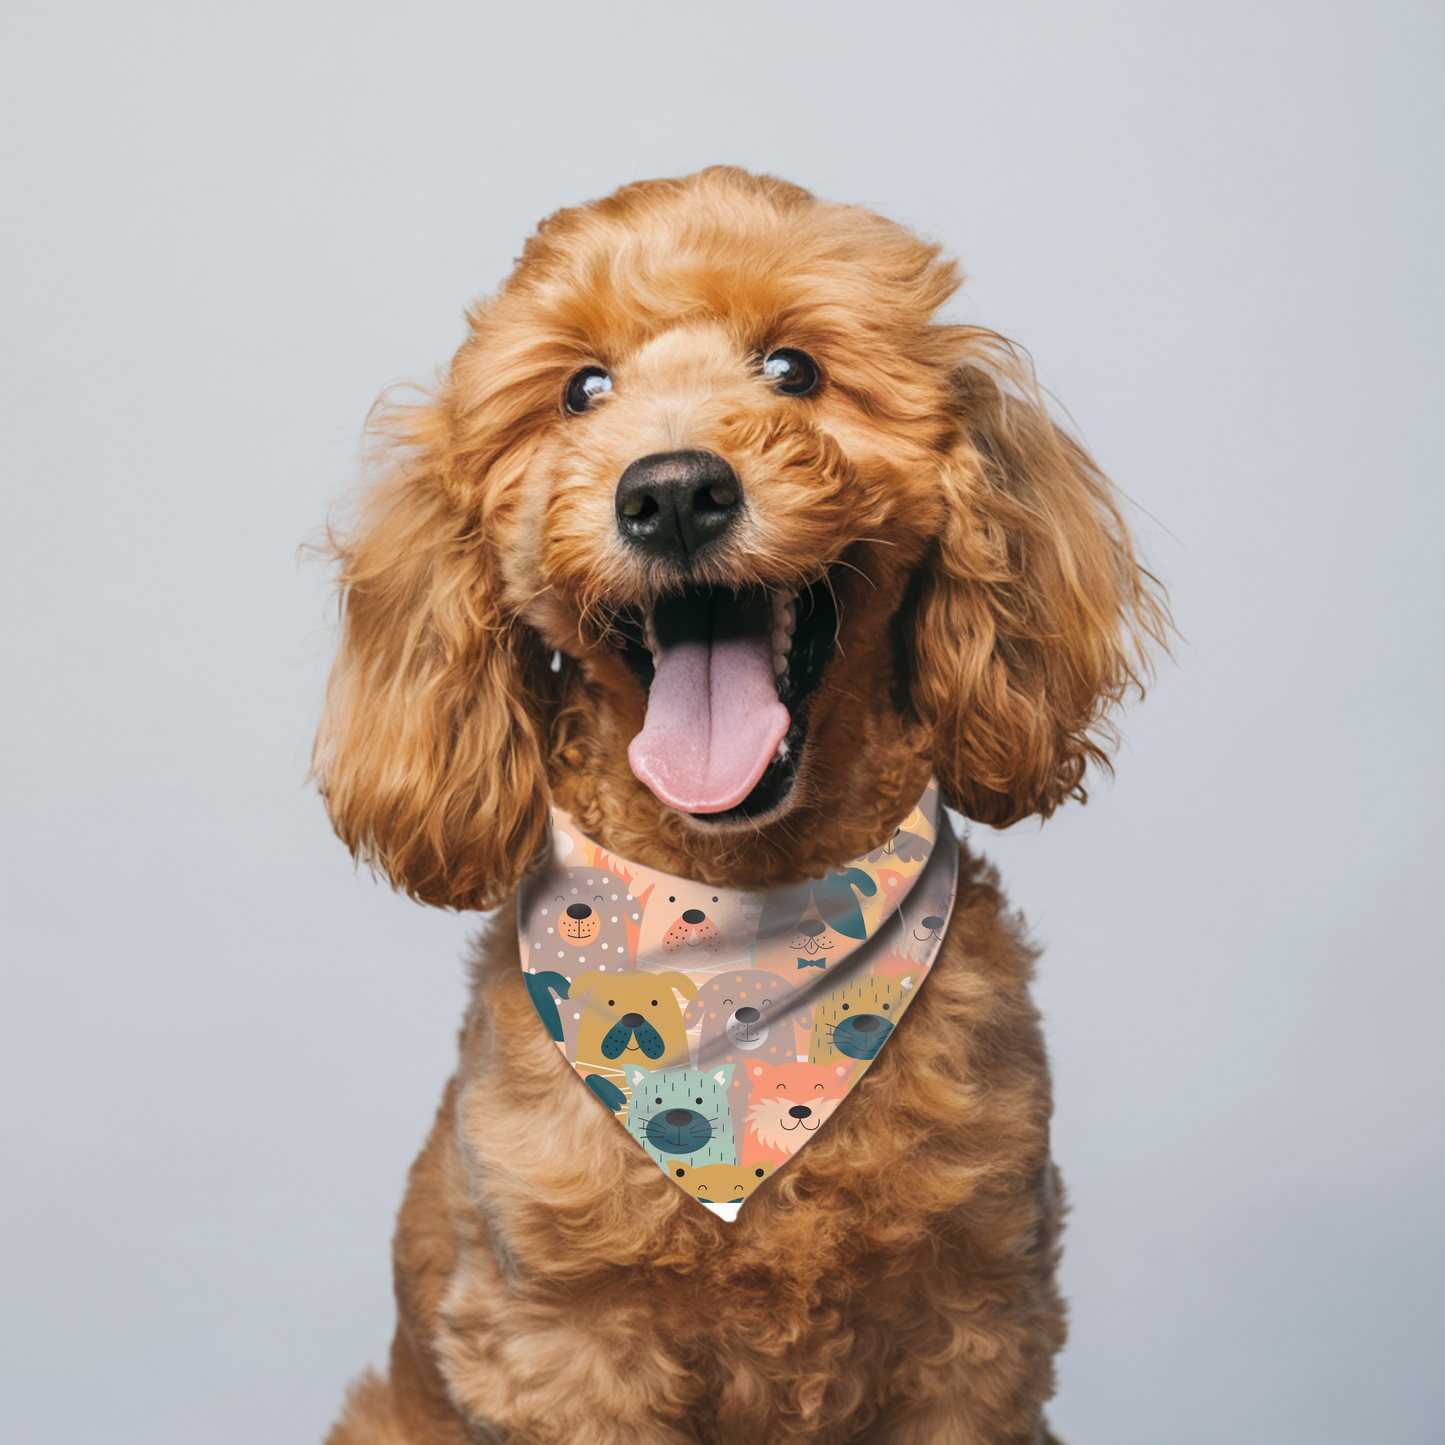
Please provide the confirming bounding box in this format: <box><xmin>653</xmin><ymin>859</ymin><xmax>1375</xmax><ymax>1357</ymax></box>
<box><xmin>316</xmin><ymin>166</ymin><xmax>1165</xmax><ymax>1443</ymax></box>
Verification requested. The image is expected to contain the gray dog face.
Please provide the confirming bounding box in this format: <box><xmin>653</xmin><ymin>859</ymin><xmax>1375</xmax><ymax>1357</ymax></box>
<box><xmin>684</xmin><ymin>971</ymin><xmax>805</xmax><ymax>1060</ymax></box>
<box><xmin>725</xmin><ymin>1004</ymin><xmax>774</xmax><ymax>1050</ymax></box>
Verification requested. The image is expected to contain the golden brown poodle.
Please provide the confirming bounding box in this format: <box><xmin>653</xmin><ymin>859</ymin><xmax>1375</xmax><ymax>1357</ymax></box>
<box><xmin>315</xmin><ymin>166</ymin><xmax>1166</xmax><ymax>1444</ymax></box>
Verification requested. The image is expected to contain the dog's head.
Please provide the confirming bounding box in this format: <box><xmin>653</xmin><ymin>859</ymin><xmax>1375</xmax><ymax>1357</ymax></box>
<box><xmin>316</xmin><ymin>167</ymin><xmax>1165</xmax><ymax>906</ymax></box>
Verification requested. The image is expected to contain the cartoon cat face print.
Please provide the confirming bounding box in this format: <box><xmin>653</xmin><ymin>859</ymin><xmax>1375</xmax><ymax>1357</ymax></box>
<box><xmin>740</xmin><ymin>1058</ymin><xmax>854</xmax><ymax>1168</ymax></box>
<box><xmin>623</xmin><ymin>1063</ymin><xmax>737</xmax><ymax>1170</ymax></box>
<box><xmin>666</xmin><ymin>1158</ymin><xmax>774</xmax><ymax>1204</ymax></box>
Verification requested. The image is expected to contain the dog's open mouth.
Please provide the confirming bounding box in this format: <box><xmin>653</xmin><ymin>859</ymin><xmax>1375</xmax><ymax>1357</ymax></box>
<box><xmin>613</xmin><ymin>576</ymin><xmax>839</xmax><ymax>820</ymax></box>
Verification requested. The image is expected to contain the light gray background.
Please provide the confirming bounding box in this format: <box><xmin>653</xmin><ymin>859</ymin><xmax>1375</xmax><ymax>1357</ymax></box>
<box><xmin>2</xmin><ymin>3</ymin><xmax>1440</xmax><ymax>1441</ymax></box>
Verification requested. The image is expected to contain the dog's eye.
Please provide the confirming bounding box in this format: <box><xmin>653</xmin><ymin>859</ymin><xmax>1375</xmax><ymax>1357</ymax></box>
<box><xmin>695</xmin><ymin>1097</ymin><xmax>703</xmax><ymax>1104</ymax></box>
<box><xmin>607</xmin><ymin>999</ymin><xmax>615</xmax><ymax>1007</ymax></box>
<box><xmin>762</xmin><ymin>348</ymin><xmax>820</xmax><ymax>397</ymax></box>
<box><xmin>564</xmin><ymin>367</ymin><xmax>612</xmax><ymax>414</ymax></box>
<box><xmin>651</xmin><ymin>999</ymin><xmax>658</xmax><ymax>1007</ymax></box>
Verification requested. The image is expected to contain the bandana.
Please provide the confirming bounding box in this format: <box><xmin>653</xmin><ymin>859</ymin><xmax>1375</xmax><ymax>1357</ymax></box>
<box><xmin>518</xmin><ymin>782</ymin><xmax>958</xmax><ymax>1220</ymax></box>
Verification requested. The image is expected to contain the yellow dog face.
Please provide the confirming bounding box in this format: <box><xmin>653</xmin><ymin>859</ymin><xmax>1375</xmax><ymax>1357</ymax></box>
<box><xmin>808</xmin><ymin>973</ymin><xmax>913</xmax><ymax>1065</ymax></box>
<box><xmin>666</xmin><ymin>1159</ymin><xmax>774</xmax><ymax>1203</ymax></box>
<box><xmin>569</xmin><ymin>968</ymin><xmax>697</xmax><ymax>1071</ymax></box>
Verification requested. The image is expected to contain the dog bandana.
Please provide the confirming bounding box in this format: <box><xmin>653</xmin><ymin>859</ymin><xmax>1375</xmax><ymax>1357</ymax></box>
<box><xmin>518</xmin><ymin>782</ymin><xmax>958</xmax><ymax>1220</ymax></box>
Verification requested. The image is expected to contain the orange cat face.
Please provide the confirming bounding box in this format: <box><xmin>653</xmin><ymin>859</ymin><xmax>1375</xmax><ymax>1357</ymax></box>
<box><xmin>666</xmin><ymin>1159</ymin><xmax>775</xmax><ymax>1202</ymax></box>
<box><xmin>742</xmin><ymin>1058</ymin><xmax>855</xmax><ymax>1159</ymax></box>
<box><xmin>745</xmin><ymin>1058</ymin><xmax>854</xmax><ymax>1102</ymax></box>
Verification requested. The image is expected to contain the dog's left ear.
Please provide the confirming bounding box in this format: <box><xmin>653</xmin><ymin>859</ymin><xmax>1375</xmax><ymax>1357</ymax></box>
<box><xmin>907</xmin><ymin>336</ymin><xmax>1170</xmax><ymax>826</ymax></box>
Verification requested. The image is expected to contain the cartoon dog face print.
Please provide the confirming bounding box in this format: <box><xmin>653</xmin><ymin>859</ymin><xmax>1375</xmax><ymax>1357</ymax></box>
<box><xmin>528</xmin><ymin>867</ymin><xmax>639</xmax><ymax>970</ymax></box>
<box><xmin>891</xmin><ymin>862</ymin><xmax>957</xmax><ymax>963</ymax></box>
<box><xmin>570</xmin><ymin>970</ymin><xmax>697</xmax><ymax>1113</ymax></box>
<box><xmin>809</xmin><ymin>973</ymin><xmax>914</xmax><ymax>1066</ymax></box>
<box><xmin>623</xmin><ymin>1064</ymin><xmax>737</xmax><ymax>1169</ymax></box>
<box><xmin>682</xmin><ymin>970</ymin><xmax>807</xmax><ymax>1136</ymax></box>
<box><xmin>864</xmin><ymin>801</ymin><xmax>934</xmax><ymax>865</ymax></box>
<box><xmin>740</xmin><ymin>1059</ymin><xmax>854</xmax><ymax>1168</ymax></box>
<box><xmin>666</xmin><ymin>1159</ymin><xmax>774</xmax><ymax>1205</ymax></box>
<box><xmin>751</xmin><ymin>867</ymin><xmax>878</xmax><ymax>977</ymax></box>
<box><xmin>570</xmin><ymin>969</ymin><xmax>696</xmax><ymax>1065</ymax></box>
<box><xmin>635</xmin><ymin>875</ymin><xmax>753</xmax><ymax>972</ymax></box>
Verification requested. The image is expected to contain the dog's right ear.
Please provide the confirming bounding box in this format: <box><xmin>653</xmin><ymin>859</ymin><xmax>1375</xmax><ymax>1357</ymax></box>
<box><xmin>569</xmin><ymin>971</ymin><xmax>606</xmax><ymax>1001</ymax></box>
<box><xmin>313</xmin><ymin>397</ymin><xmax>551</xmax><ymax>911</ymax></box>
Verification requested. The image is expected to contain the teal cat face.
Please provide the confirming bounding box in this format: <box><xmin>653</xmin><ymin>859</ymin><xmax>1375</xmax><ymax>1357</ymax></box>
<box><xmin>623</xmin><ymin>1063</ymin><xmax>737</xmax><ymax>1169</ymax></box>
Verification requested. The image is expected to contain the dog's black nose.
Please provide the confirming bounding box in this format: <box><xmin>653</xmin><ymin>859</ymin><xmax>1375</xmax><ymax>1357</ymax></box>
<box><xmin>797</xmin><ymin>920</ymin><xmax>826</xmax><ymax>938</ymax></box>
<box><xmin>615</xmin><ymin>450</ymin><xmax>742</xmax><ymax>565</ymax></box>
<box><xmin>681</xmin><ymin>908</ymin><xmax>706</xmax><ymax>925</ymax></box>
<box><xmin>787</xmin><ymin>1105</ymin><xmax>812</xmax><ymax>1119</ymax></box>
<box><xmin>665</xmin><ymin>1109</ymin><xmax>694</xmax><ymax>1127</ymax></box>
<box><xmin>852</xmin><ymin>1015</ymin><xmax>881</xmax><ymax>1033</ymax></box>
<box><xmin>565</xmin><ymin>903</ymin><xmax>593</xmax><ymax>920</ymax></box>
<box><xmin>735</xmin><ymin>1006</ymin><xmax>760</xmax><ymax>1023</ymax></box>
<box><xmin>620</xmin><ymin>1012</ymin><xmax>645</xmax><ymax>1029</ymax></box>
<box><xmin>921</xmin><ymin>915</ymin><xmax>943</xmax><ymax>931</ymax></box>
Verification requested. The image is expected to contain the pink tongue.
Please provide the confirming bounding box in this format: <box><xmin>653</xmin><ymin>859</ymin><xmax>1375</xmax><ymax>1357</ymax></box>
<box><xmin>628</xmin><ymin>633</ymin><xmax>790</xmax><ymax>813</ymax></box>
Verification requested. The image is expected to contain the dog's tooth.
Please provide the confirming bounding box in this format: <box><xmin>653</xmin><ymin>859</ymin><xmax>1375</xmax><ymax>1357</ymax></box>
<box><xmin>773</xmin><ymin>650</ymin><xmax>788</xmax><ymax>675</ymax></box>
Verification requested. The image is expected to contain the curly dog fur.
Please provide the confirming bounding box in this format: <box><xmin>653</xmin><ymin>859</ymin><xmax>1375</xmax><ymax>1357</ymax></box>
<box><xmin>315</xmin><ymin>167</ymin><xmax>1166</xmax><ymax>1444</ymax></box>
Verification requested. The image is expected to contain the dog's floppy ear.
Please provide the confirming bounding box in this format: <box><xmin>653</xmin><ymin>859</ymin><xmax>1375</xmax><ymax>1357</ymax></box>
<box><xmin>654</xmin><ymin>971</ymin><xmax>700</xmax><ymax>1003</ymax></box>
<box><xmin>313</xmin><ymin>393</ymin><xmax>551</xmax><ymax>910</ymax></box>
<box><xmin>568</xmin><ymin>971</ymin><xmax>618</xmax><ymax>1005</ymax></box>
<box><xmin>908</xmin><ymin>334</ymin><xmax>1169</xmax><ymax>826</ymax></box>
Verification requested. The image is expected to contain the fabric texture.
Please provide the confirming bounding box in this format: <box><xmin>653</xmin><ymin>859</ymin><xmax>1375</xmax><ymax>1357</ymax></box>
<box><xmin>518</xmin><ymin>782</ymin><xmax>958</xmax><ymax>1219</ymax></box>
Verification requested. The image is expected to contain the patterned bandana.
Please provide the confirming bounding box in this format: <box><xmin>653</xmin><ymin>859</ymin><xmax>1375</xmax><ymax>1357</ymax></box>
<box><xmin>518</xmin><ymin>782</ymin><xmax>958</xmax><ymax>1220</ymax></box>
